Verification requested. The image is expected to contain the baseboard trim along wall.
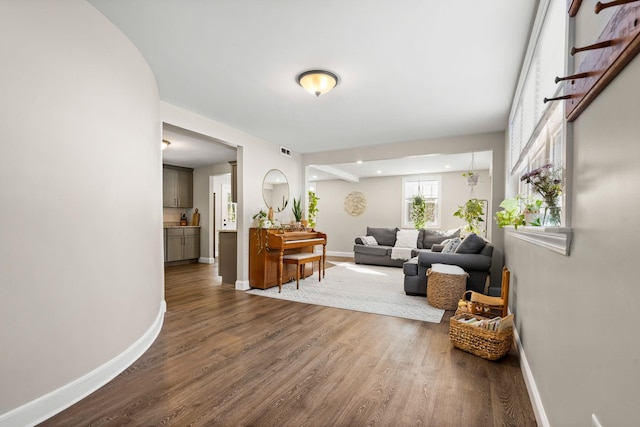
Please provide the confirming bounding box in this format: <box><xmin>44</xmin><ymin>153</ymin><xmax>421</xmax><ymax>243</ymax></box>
<box><xmin>236</xmin><ymin>279</ymin><xmax>250</xmax><ymax>291</ymax></box>
<box><xmin>326</xmin><ymin>250</ymin><xmax>354</xmax><ymax>258</ymax></box>
<box><xmin>0</xmin><ymin>300</ymin><xmax>167</xmax><ymax>427</ymax></box>
<box><xmin>199</xmin><ymin>257</ymin><xmax>215</xmax><ymax>264</ymax></box>
<box><xmin>513</xmin><ymin>326</ymin><xmax>550</xmax><ymax>427</ymax></box>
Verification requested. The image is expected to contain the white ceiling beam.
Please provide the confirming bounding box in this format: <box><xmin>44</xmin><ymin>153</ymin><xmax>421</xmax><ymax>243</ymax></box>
<box><xmin>310</xmin><ymin>165</ymin><xmax>359</xmax><ymax>183</ymax></box>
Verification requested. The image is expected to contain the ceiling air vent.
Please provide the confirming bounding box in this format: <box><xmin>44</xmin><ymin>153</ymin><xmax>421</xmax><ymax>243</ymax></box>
<box><xmin>280</xmin><ymin>146</ymin><xmax>291</xmax><ymax>157</ymax></box>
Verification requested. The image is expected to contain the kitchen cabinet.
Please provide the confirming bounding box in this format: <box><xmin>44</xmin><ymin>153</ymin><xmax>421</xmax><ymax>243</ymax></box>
<box><xmin>165</xmin><ymin>227</ymin><xmax>200</xmax><ymax>262</ymax></box>
<box><xmin>163</xmin><ymin>165</ymin><xmax>193</xmax><ymax>208</ymax></box>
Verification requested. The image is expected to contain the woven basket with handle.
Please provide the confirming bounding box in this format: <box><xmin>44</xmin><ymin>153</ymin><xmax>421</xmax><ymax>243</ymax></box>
<box><xmin>449</xmin><ymin>313</ymin><xmax>513</xmax><ymax>360</ymax></box>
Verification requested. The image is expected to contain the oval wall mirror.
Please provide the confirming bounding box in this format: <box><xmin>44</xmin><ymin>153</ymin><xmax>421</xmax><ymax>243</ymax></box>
<box><xmin>262</xmin><ymin>169</ymin><xmax>289</xmax><ymax>212</ymax></box>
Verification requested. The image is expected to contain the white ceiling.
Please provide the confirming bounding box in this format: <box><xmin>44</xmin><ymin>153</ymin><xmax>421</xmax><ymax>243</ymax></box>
<box><xmin>308</xmin><ymin>151</ymin><xmax>492</xmax><ymax>181</ymax></box>
<box><xmin>162</xmin><ymin>124</ymin><xmax>237</xmax><ymax>169</ymax></box>
<box><xmin>89</xmin><ymin>0</ymin><xmax>537</xmax><ymax>176</ymax></box>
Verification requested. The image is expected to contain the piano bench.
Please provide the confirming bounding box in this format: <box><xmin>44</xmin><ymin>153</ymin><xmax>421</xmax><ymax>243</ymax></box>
<box><xmin>282</xmin><ymin>253</ymin><xmax>322</xmax><ymax>292</ymax></box>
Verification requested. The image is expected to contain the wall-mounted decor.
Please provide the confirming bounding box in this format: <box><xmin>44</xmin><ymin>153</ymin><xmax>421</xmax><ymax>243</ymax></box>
<box><xmin>344</xmin><ymin>191</ymin><xmax>366</xmax><ymax>217</ymax></box>
<box><xmin>546</xmin><ymin>1</ymin><xmax>640</xmax><ymax>120</ymax></box>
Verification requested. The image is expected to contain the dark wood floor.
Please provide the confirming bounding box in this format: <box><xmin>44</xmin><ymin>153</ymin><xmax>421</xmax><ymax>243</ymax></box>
<box><xmin>41</xmin><ymin>259</ymin><xmax>536</xmax><ymax>426</ymax></box>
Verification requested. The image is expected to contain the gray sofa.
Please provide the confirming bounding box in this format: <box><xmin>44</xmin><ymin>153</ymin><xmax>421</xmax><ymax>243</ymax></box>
<box><xmin>403</xmin><ymin>234</ymin><xmax>494</xmax><ymax>297</ymax></box>
<box><xmin>353</xmin><ymin>227</ymin><xmax>461</xmax><ymax>268</ymax></box>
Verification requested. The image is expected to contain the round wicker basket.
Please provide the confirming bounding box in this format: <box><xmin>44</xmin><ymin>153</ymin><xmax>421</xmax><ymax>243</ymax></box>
<box><xmin>426</xmin><ymin>264</ymin><xmax>468</xmax><ymax>310</ymax></box>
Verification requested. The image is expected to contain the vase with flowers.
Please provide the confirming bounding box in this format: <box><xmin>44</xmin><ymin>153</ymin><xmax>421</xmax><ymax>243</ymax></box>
<box><xmin>520</xmin><ymin>163</ymin><xmax>563</xmax><ymax>226</ymax></box>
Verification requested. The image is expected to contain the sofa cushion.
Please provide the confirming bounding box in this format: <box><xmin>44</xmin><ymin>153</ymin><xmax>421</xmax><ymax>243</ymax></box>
<box><xmin>455</xmin><ymin>233</ymin><xmax>486</xmax><ymax>254</ymax></box>
<box><xmin>417</xmin><ymin>228</ymin><xmax>461</xmax><ymax>249</ymax></box>
<box><xmin>354</xmin><ymin>244</ymin><xmax>391</xmax><ymax>257</ymax></box>
<box><xmin>366</xmin><ymin>227</ymin><xmax>399</xmax><ymax>247</ymax></box>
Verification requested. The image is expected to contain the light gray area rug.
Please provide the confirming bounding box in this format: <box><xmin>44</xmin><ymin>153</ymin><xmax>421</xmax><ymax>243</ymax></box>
<box><xmin>246</xmin><ymin>262</ymin><xmax>444</xmax><ymax>323</ymax></box>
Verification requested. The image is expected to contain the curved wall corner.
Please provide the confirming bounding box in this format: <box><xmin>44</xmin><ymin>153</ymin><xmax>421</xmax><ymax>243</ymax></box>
<box><xmin>0</xmin><ymin>1</ymin><xmax>164</xmax><ymax>425</ymax></box>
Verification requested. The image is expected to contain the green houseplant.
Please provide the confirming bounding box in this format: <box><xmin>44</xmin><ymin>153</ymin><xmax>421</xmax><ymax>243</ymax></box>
<box><xmin>292</xmin><ymin>197</ymin><xmax>303</xmax><ymax>223</ymax></box>
<box><xmin>252</xmin><ymin>209</ymin><xmax>269</xmax><ymax>254</ymax></box>
<box><xmin>453</xmin><ymin>198</ymin><xmax>485</xmax><ymax>235</ymax></box>
<box><xmin>410</xmin><ymin>194</ymin><xmax>427</xmax><ymax>230</ymax></box>
<box><xmin>495</xmin><ymin>197</ymin><xmax>526</xmax><ymax>229</ymax></box>
<box><xmin>252</xmin><ymin>209</ymin><xmax>268</xmax><ymax>228</ymax></box>
<box><xmin>308</xmin><ymin>190</ymin><xmax>319</xmax><ymax>228</ymax></box>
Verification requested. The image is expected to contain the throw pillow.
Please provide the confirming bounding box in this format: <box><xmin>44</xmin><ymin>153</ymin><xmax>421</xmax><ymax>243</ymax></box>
<box><xmin>455</xmin><ymin>233</ymin><xmax>486</xmax><ymax>254</ymax></box>
<box><xmin>420</xmin><ymin>228</ymin><xmax>461</xmax><ymax>248</ymax></box>
<box><xmin>442</xmin><ymin>237</ymin><xmax>462</xmax><ymax>253</ymax></box>
<box><xmin>366</xmin><ymin>227</ymin><xmax>399</xmax><ymax>246</ymax></box>
<box><xmin>394</xmin><ymin>229</ymin><xmax>419</xmax><ymax>248</ymax></box>
<box><xmin>360</xmin><ymin>235</ymin><xmax>378</xmax><ymax>246</ymax></box>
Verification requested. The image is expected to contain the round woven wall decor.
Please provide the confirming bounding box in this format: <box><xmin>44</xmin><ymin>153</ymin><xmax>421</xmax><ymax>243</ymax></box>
<box><xmin>344</xmin><ymin>191</ymin><xmax>366</xmax><ymax>216</ymax></box>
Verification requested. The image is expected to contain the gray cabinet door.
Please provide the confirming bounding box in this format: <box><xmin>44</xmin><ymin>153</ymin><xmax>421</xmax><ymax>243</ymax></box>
<box><xmin>183</xmin><ymin>234</ymin><xmax>200</xmax><ymax>260</ymax></box>
<box><xmin>176</xmin><ymin>170</ymin><xmax>193</xmax><ymax>208</ymax></box>
<box><xmin>166</xmin><ymin>231</ymin><xmax>184</xmax><ymax>262</ymax></box>
<box><xmin>163</xmin><ymin>166</ymin><xmax>193</xmax><ymax>208</ymax></box>
<box><xmin>162</xmin><ymin>168</ymin><xmax>178</xmax><ymax>207</ymax></box>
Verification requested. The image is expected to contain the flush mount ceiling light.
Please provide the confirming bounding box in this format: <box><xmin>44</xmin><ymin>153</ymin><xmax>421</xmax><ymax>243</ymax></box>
<box><xmin>297</xmin><ymin>70</ymin><xmax>339</xmax><ymax>97</ymax></box>
<box><xmin>162</xmin><ymin>139</ymin><xmax>171</xmax><ymax>150</ymax></box>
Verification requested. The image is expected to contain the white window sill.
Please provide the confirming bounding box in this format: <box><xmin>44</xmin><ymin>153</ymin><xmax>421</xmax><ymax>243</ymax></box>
<box><xmin>504</xmin><ymin>226</ymin><xmax>572</xmax><ymax>255</ymax></box>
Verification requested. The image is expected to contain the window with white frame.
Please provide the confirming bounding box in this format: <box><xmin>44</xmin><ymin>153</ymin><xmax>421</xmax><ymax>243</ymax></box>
<box><xmin>508</xmin><ymin>0</ymin><xmax>568</xmax><ymax>225</ymax></box>
<box><xmin>402</xmin><ymin>176</ymin><xmax>441</xmax><ymax>229</ymax></box>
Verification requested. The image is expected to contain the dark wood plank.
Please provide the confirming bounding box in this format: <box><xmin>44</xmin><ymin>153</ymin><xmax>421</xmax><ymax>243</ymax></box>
<box><xmin>40</xmin><ymin>259</ymin><xmax>536</xmax><ymax>427</ymax></box>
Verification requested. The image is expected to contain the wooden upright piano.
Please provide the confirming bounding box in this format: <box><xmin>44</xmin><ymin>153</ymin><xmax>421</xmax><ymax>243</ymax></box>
<box><xmin>249</xmin><ymin>228</ymin><xmax>327</xmax><ymax>289</ymax></box>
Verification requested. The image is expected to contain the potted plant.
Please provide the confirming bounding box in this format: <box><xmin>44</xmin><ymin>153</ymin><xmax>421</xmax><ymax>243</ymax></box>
<box><xmin>292</xmin><ymin>197</ymin><xmax>303</xmax><ymax>224</ymax></box>
<box><xmin>308</xmin><ymin>190</ymin><xmax>319</xmax><ymax>228</ymax></box>
<box><xmin>252</xmin><ymin>209</ymin><xmax>268</xmax><ymax>228</ymax></box>
<box><xmin>463</xmin><ymin>171</ymin><xmax>479</xmax><ymax>187</ymax></box>
<box><xmin>495</xmin><ymin>197</ymin><xmax>526</xmax><ymax>229</ymax></box>
<box><xmin>520</xmin><ymin>163</ymin><xmax>563</xmax><ymax>226</ymax></box>
<box><xmin>453</xmin><ymin>198</ymin><xmax>485</xmax><ymax>235</ymax></box>
<box><xmin>410</xmin><ymin>194</ymin><xmax>427</xmax><ymax>230</ymax></box>
<box><xmin>252</xmin><ymin>209</ymin><xmax>271</xmax><ymax>253</ymax></box>
<box><xmin>521</xmin><ymin>195</ymin><xmax>543</xmax><ymax>226</ymax></box>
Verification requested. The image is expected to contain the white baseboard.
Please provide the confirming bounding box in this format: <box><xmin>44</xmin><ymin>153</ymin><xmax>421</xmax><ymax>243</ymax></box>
<box><xmin>326</xmin><ymin>250</ymin><xmax>354</xmax><ymax>258</ymax></box>
<box><xmin>0</xmin><ymin>300</ymin><xmax>167</xmax><ymax>427</ymax></box>
<box><xmin>236</xmin><ymin>279</ymin><xmax>250</xmax><ymax>291</ymax></box>
<box><xmin>513</xmin><ymin>325</ymin><xmax>550</xmax><ymax>427</ymax></box>
<box><xmin>198</xmin><ymin>257</ymin><xmax>215</xmax><ymax>264</ymax></box>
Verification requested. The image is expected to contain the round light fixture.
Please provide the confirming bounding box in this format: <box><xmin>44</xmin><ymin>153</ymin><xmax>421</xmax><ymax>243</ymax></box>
<box><xmin>297</xmin><ymin>70</ymin><xmax>339</xmax><ymax>97</ymax></box>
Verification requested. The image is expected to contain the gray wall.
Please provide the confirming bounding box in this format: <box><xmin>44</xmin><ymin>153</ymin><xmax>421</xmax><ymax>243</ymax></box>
<box><xmin>504</xmin><ymin>15</ymin><xmax>640</xmax><ymax>427</ymax></box>
<box><xmin>0</xmin><ymin>0</ymin><xmax>163</xmax><ymax>420</ymax></box>
<box><xmin>314</xmin><ymin>170</ymin><xmax>491</xmax><ymax>255</ymax></box>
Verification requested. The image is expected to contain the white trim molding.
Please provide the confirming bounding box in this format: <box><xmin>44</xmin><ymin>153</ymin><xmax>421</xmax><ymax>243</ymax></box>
<box><xmin>326</xmin><ymin>250</ymin><xmax>354</xmax><ymax>258</ymax></box>
<box><xmin>513</xmin><ymin>325</ymin><xmax>550</xmax><ymax>427</ymax></box>
<box><xmin>199</xmin><ymin>257</ymin><xmax>215</xmax><ymax>264</ymax></box>
<box><xmin>0</xmin><ymin>301</ymin><xmax>167</xmax><ymax>427</ymax></box>
<box><xmin>506</xmin><ymin>226</ymin><xmax>572</xmax><ymax>255</ymax></box>
<box><xmin>235</xmin><ymin>279</ymin><xmax>250</xmax><ymax>291</ymax></box>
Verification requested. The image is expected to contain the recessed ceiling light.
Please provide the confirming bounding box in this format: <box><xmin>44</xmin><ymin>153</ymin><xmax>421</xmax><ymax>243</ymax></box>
<box><xmin>445</xmin><ymin>164</ymin><xmax>451</xmax><ymax>168</ymax></box>
<box><xmin>356</xmin><ymin>160</ymin><xmax>363</xmax><ymax>164</ymax></box>
<box><xmin>376</xmin><ymin>170</ymin><xmax>381</xmax><ymax>174</ymax></box>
